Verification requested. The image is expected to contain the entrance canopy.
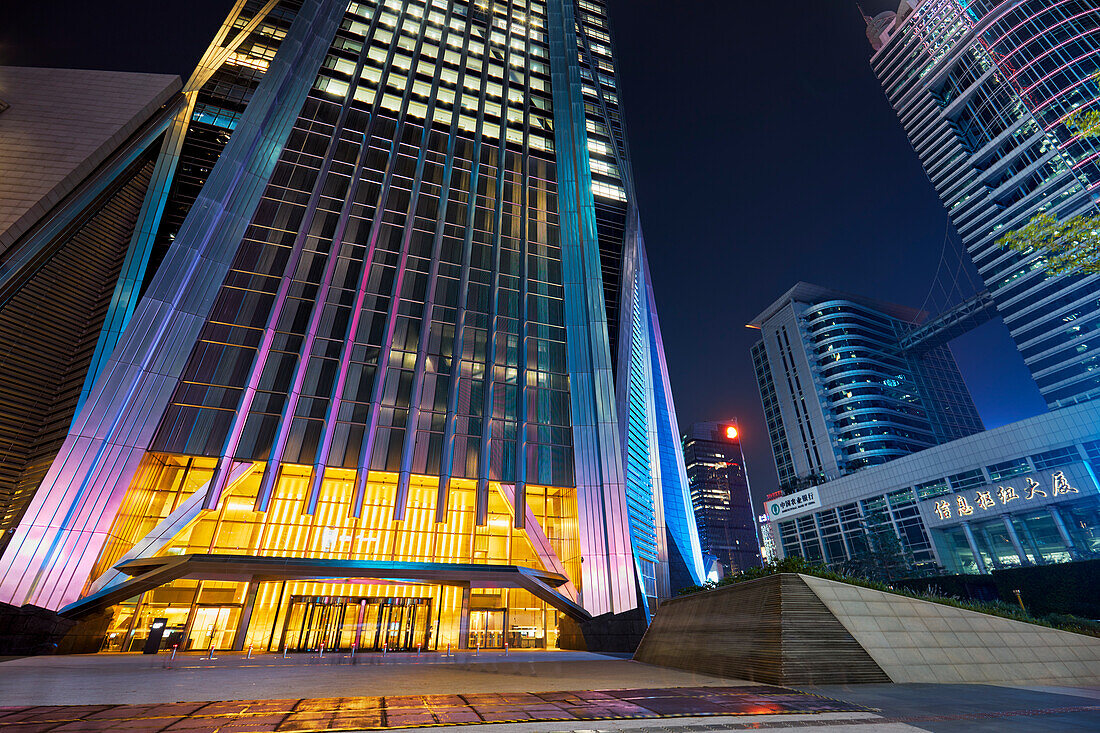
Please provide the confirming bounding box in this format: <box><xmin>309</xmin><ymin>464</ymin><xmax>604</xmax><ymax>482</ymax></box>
<box><xmin>61</xmin><ymin>553</ymin><xmax>590</xmax><ymax>621</ymax></box>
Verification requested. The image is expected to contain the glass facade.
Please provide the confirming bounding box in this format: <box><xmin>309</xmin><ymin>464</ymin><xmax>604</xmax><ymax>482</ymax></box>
<box><xmin>868</xmin><ymin>0</ymin><xmax>1100</xmax><ymax>409</ymax></box>
<box><xmin>768</xmin><ymin>401</ymin><xmax>1100</xmax><ymax>576</ymax></box>
<box><xmin>0</xmin><ymin>0</ymin><xmax>703</xmax><ymax>651</ymax></box>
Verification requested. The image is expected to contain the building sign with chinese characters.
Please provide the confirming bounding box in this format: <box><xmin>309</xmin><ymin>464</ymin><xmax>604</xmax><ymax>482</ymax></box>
<box><xmin>765</xmin><ymin>487</ymin><xmax>821</xmax><ymax>521</ymax></box>
<box><xmin>922</xmin><ymin>470</ymin><xmax>1084</xmax><ymax>524</ymax></box>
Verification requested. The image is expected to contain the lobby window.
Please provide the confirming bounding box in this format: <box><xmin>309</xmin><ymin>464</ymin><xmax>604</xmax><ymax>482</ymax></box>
<box><xmin>915</xmin><ymin>478</ymin><xmax>950</xmax><ymax>501</ymax></box>
<box><xmin>948</xmin><ymin>468</ymin><xmax>986</xmax><ymax>492</ymax></box>
<box><xmin>987</xmin><ymin>458</ymin><xmax>1031</xmax><ymax>482</ymax></box>
<box><xmin>1031</xmin><ymin>446</ymin><xmax>1081</xmax><ymax>471</ymax></box>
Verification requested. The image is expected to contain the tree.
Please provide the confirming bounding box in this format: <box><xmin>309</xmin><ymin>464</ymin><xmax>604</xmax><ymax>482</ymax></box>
<box><xmin>993</xmin><ymin>75</ymin><xmax>1100</xmax><ymax>277</ymax></box>
<box><xmin>996</xmin><ymin>210</ymin><xmax>1100</xmax><ymax>276</ymax></box>
<box><xmin>1065</xmin><ymin>107</ymin><xmax>1100</xmax><ymax>138</ymax></box>
<box><xmin>834</xmin><ymin>505</ymin><xmax>921</xmax><ymax>583</ymax></box>
<box><xmin>1063</xmin><ymin>72</ymin><xmax>1100</xmax><ymax>139</ymax></box>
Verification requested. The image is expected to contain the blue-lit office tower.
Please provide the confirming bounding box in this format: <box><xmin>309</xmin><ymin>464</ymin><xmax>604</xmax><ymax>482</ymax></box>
<box><xmin>0</xmin><ymin>0</ymin><xmax>702</xmax><ymax>652</ymax></box>
<box><xmin>866</xmin><ymin>1</ymin><xmax>1100</xmax><ymax>408</ymax></box>
<box><xmin>751</xmin><ymin>283</ymin><xmax>983</xmax><ymax>485</ymax></box>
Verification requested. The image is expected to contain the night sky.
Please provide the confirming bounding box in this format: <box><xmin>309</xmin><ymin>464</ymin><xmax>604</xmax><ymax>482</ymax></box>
<box><xmin>1</xmin><ymin>1</ymin><xmax>1050</xmax><ymax>507</ymax></box>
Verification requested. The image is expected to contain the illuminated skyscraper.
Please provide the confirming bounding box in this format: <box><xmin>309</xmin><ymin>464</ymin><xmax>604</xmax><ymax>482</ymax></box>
<box><xmin>682</xmin><ymin>421</ymin><xmax>761</xmax><ymax>575</ymax></box>
<box><xmin>866</xmin><ymin>1</ymin><xmax>1100</xmax><ymax>408</ymax></box>
<box><xmin>0</xmin><ymin>0</ymin><xmax>702</xmax><ymax>652</ymax></box>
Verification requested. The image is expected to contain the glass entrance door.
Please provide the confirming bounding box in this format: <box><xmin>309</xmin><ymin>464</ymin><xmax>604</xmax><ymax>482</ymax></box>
<box><xmin>469</xmin><ymin>609</ymin><xmax>505</xmax><ymax>649</ymax></box>
<box><xmin>280</xmin><ymin>596</ymin><xmax>431</xmax><ymax>652</ymax></box>
<box><xmin>186</xmin><ymin>606</ymin><xmax>239</xmax><ymax>651</ymax></box>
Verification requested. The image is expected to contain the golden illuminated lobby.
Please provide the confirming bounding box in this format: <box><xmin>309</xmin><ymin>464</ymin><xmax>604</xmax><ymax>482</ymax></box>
<box><xmin>92</xmin><ymin>456</ymin><xmax>583</xmax><ymax>653</ymax></box>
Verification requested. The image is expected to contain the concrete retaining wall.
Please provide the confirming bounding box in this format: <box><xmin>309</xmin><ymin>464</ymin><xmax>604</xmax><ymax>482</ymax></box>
<box><xmin>635</xmin><ymin>573</ymin><xmax>1100</xmax><ymax>686</ymax></box>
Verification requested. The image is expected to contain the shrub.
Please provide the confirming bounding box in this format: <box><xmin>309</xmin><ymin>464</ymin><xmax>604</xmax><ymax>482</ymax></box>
<box><xmin>676</xmin><ymin>559</ymin><xmax>1099</xmax><ymax>638</ymax></box>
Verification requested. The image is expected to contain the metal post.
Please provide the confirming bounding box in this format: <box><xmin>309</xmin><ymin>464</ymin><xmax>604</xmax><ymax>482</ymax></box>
<box><xmin>1001</xmin><ymin>517</ymin><xmax>1031</xmax><ymax>566</ymax></box>
<box><xmin>247</xmin><ymin>644</ymin><xmax>253</xmax><ymax>659</ymax></box>
<box><xmin>351</xmin><ymin>644</ymin><xmax>357</xmax><ymax>665</ymax></box>
<box><xmin>458</xmin><ymin>584</ymin><xmax>471</xmax><ymax>650</ymax></box>
<box><xmin>1049</xmin><ymin>507</ymin><xmax>1078</xmax><ymax>558</ymax></box>
<box><xmin>960</xmin><ymin>521</ymin><xmax>988</xmax><ymax>574</ymax></box>
<box><xmin>1013</xmin><ymin>589</ymin><xmax>1027</xmax><ymax>613</ymax></box>
<box><xmin>207</xmin><ymin>643</ymin><xmax>216</xmax><ymax>660</ymax></box>
<box><xmin>232</xmin><ymin>581</ymin><xmax>261</xmax><ymax>652</ymax></box>
<box><xmin>282</xmin><ymin>642</ymin><xmax>288</xmax><ymax>658</ymax></box>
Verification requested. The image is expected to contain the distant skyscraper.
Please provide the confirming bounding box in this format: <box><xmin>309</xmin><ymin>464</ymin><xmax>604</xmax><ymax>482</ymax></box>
<box><xmin>682</xmin><ymin>421</ymin><xmax>761</xmax><ymax>574</ymax></box>
<box><xmin>0</xmin><ymin>0</ymin><xmax>702</xmax><ymax>653</ymax></box>
<box><xmin>750</xmin><ymin>283</ymin><xmax>983</xmax><ymax>485</ymax></box>
<box><xmin>0</xmin><ymin>66</ymin><xmax>180</xmax><ymax>553</ymax></box>
<box><xmin>866</xmin><ymin>1</ymin><xmax>1100</xmax><ymax>409</ymax></box>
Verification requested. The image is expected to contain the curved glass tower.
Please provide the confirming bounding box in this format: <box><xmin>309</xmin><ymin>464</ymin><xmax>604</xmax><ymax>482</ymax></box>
<box><xmin>0</xmin><ymin>0</ymin><xmax>702</xmax><ymax>652</ymax></box>
<box><xmin>867</xmin><ymin>0</ymin><xmax>1100</xmax><ymax>408</ymax></box>
<box><xmin>750</xmin><ymin>283</ymin><xmax>983</xmax><ymax>484</ymax></box>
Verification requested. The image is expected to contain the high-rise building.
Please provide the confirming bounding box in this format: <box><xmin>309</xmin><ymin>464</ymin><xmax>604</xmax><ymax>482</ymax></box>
<box><xmin>865</xmin><ymin>1</ymin><xmax>1100</xmax><ymax>409</ymax></box>
<box><xmin>0</xmin><ymin>66</ymin><xmax>181</xmax><ymax>553</ymax></box>
<box><xmin>0</xmin><ymin>0</ymin><xmax>702</xmax><ymax>653</ymax></box>
<box><xmin>750</xmin><ymin>282</ymin><xmax>983</xmax><ymax>485</ymax></box>
<box><xmin>682</xmin><ymin>421</ymin><xmax>761</xmax><ymax>574</ymax></box>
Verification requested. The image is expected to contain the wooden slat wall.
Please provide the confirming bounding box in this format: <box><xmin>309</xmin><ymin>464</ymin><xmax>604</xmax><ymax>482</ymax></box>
<box><xmin>0</xmin><ymin>158</ymin><xmax>156</xmax><ymax>552</ymax></box>
<box><xmin>634</xmin><ymin>573</ymin><xmax>891</xmax><ymax>685</ymax></box>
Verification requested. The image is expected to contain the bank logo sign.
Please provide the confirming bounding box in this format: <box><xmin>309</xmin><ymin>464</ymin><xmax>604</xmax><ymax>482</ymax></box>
<box><xmin>765</xmin><ymin>487</ymin><xmax>821</xmax><ymax>521</ymax></box>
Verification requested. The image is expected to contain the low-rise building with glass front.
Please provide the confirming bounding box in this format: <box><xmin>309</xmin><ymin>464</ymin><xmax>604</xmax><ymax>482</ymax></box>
<box><xmin>764</xmin><ymin>400</ymin><xmax>1100</xmax><ymax>575</ymax></box>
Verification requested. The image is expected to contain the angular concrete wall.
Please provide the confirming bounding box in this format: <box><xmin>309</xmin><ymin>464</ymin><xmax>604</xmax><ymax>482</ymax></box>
<box><xmin>634</xmin><ymin>574</ymin><xmax>889</xmax><ymax>685</ymax></box>
<box><xmin>635</xmin><ymin>573</ymin><xmax>1100</xmax><ymax>686</ymax></box>
<box><xmin>802</xmin><ymin>574</ymin><xmax>1100</xmax><ymax>685</ymax></box>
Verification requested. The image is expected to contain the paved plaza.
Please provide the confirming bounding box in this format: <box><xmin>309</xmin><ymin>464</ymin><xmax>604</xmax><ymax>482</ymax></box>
<box><xmin>0</xmin><ymin>652</ymin><xmax>1097</xmax><ymax>732</ymax></box>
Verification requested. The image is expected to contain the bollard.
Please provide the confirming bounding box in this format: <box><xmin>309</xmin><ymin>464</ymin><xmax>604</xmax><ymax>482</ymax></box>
<box><xmin>319</xmin><ymin>640</ymin><xmax>325</xmax><ymax>659</ymax></box>
<box><xmin>206</xmin><ymin>643</ymin><xmax>216</xmax><ymax>660</ymax></box>
<box><xmin>504</xmin><ymin>641</ymin><xmax>508</xmax><ymax>656</ymax></box>
<box><xmin>247</xmin><ymin>644</ymin><xmax>253</xmax><ymax>660</ymax></box>
<box><xmin>446</xmin><ymin>643</ymin><xmax>451</xmax><ymax>658</ymax></box>
<box><xmin>282</xmin><ymin>643</ymin><xmax>288</xmax><ymax>659</ymax></box>
<box><xmin>351</xmin><ymin>644</ymin><xmax>357</xmax><ymax>665</ymax></box>
<box><xmin>417</xmin><ymin>643</ymin><xmax>421</xmax><ymax>657</ymax></box>
<box><xmin>474</xmin><ymin>640</ymin><xmax>479</xmax><ymax>657</ymax></box>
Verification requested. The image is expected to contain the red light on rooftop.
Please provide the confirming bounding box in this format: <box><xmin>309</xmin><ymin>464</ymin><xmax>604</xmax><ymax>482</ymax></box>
<box><xmin>725</xmin><ymin>426</ymin><xmax>738</xmax><ymax>440</ymax></box>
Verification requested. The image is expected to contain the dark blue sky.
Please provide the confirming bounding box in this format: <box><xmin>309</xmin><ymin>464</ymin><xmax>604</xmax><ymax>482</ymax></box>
<box><xmin>1</xmin><ymin>1</ymin><xmax>1049</xmax><ymax>505</ymax></box>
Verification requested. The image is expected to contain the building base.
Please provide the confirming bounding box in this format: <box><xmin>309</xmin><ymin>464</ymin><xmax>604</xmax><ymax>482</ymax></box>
<box><xmin>557</xmin><ymin>606</ymin><xmax>648</xmax><ymax>653</ymax></box>
<box><xmin>0</xmin><ymin>602</ymin><xmax>111</xmax><ymax>656</ymax></box>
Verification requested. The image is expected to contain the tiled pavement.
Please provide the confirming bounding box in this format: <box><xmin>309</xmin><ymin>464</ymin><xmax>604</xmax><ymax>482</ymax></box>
<box><xmin>0</xmin><ymin>685</ymin><xmax>866</xmax><ymax>732</ymax></box>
